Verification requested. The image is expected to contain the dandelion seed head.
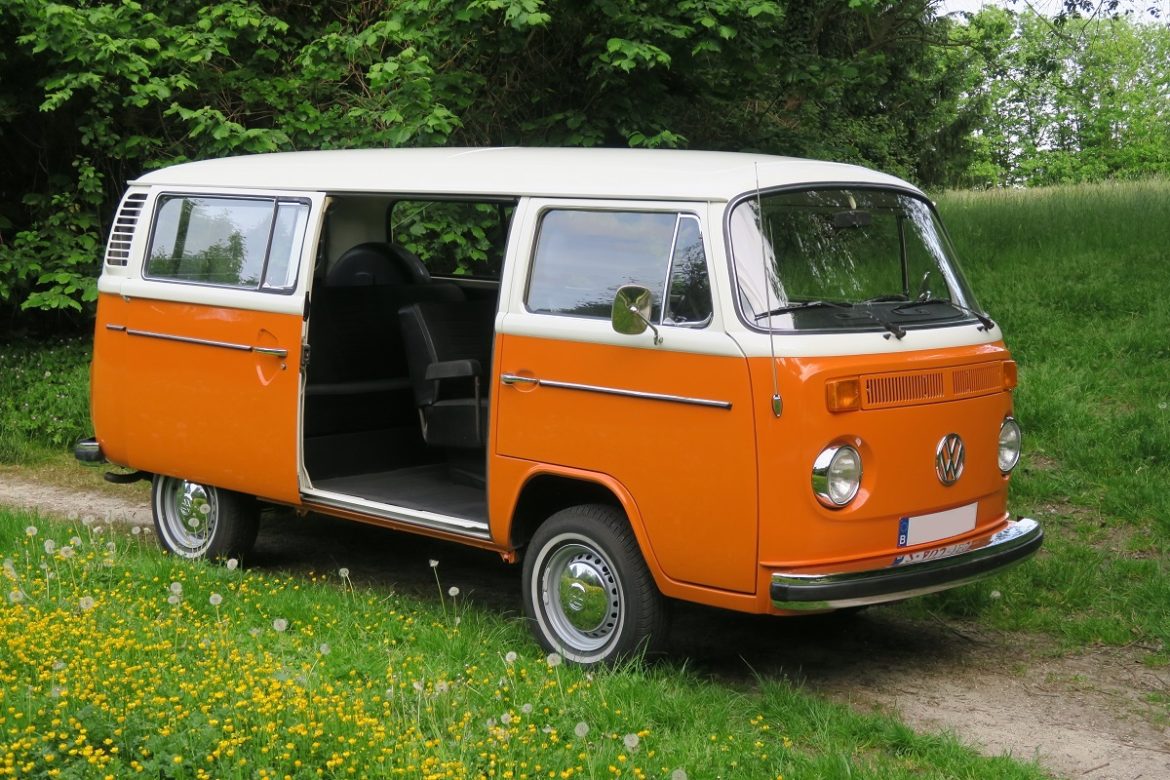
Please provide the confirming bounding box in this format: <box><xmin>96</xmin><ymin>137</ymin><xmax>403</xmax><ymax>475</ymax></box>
<box><xmin>574</xmin><ymin>722</ymin><xmax>589</xmax><ymax>738</ymax></box>
<box><xmin>81</xmin><ymin>515</ymin><xmax>95</xmax><ymax>527</ymax></box>
<box><xmin>69</xmin><ymin>536</ymin><xmax>82</xmax><ymax>547</ymax></box>
<box><xmin>78</xmin><ymin>596</ymin><xmax>95</xmax><ymax>612</ymax></box>
<box><xmin>167</xmin><ymin>594</ymin><xmax>180</xmax><ymax>606</ymax></box>
<box><xmin>501</xmin><ymin>712</ymin><xmax>513</xmax><ymax>725</ymax></box>
<box><xmin>448</xmin><ymin>586</ymin><xmax>460</xmax><ymax>597</ymax></box>
<box><xmin>546</xmin><ymin>652</ymin><xmax>563</xmax><ymax>668</ymax></box>
<box><xmin>505</xmin><ymin>651</ymin><xmax>518</xmax><ymax>664</ymax></box>
<box><xmin>435</xmin><ymin>680</ymin><xmax>449</xmax><ymax>694</ymax></box>
<box><xmin>428</xmin><ymin>559</ymin><xmax>439</xmax><ymax>568</ymax></box>
<box><xmin>169</xmin><ymin>581</ymin><xmax>183</xmax><ymax>595</ymax></box>
<box><xmin>59</xmin><ymin>546</ymin><xmax>74</xmax><ymax>559</ymax></box>
<box><xmin>52</xmin><ymin>661</ymin><xmax>66</xmax><ymax>672</ymax></box>
<box><xmin>226</xmin><ymin>558</ymin><xmax>239</xmax><ymax>570</ymax></box>
<box><xmin>131</xmin><ymin>526</ymin><xmax>142</xmax><ymax>535</ymax></box>
<box><xmin>105</xmin><ymin>541</ymin><xmax>116</xmax><ymax>553</ymax></box>
<box><xmin>671</xmin><ymin>770</ymin><xmax>689</xmax><ymax>780</ymax></box>
<box><xmin>248</xmin><ymin>627</ymin><xmax>261</xmax><ymax>638</ymax></box>
<box><xmin>199</xmin><ymin>503</ymin><xmax>211</xmax><ymax>515</ymax></box>
<box><xmin>384</xmin><ymin>687</ymin><xmax>395</xmax><ymax>700</ymax></box>
<box><xmin>318</xmin><ymin>642</ymin><xmax>331</xmax><ymax>655</ymax></box>
<box><xmin>989</xmin><ymin>590</ymin><xmax>1002</xmax><ymax>600</ymax></box>
<box><xmin>412</xmin><ymin>680</ymin><xmax>424</xmax><ymax>692</ymax></box>
<box><xmin>43</xmin><ymin>539</ymin><xmax>57</xmax><ymax>554</ymax></box>
<box><xmin>623</xmin><ymin>733</ymin><xmax>640</xmax><ymax>751</ymax></box>
<box><xmin>25</xmin><ymin>526</ymin><xmax>38</xmax><ymax>537</ymax></box>
<box><xmin>454</xmin><ymin>615</ymin><xmax>461</xmax><ymax>625</ymax></box>
<box><xmin>8</xmin><ymin>591</ymin><xmax>23</xmax><ymax>604</ymax></box>
<box><xmin>338</xmin><ymin>567</ymin><xmax>349</xmax><ymax>578</ymax></box>
<box><xmin>49</xmin><ymin>685</ymin><xmax>64</xmax><ymax>698</ymax></box>
<box><xmin>1159</xmin><ymin>401</ymin><xmax>1168</xmax><ymax>410</ymax></box>
<box><xmin>92</xmin><ymin>525</ymin><xmax>104</xmax><ymax>535</ymax></box>
<box><xmin>521</xmin><ymin>703</ymin><xmax>533</xmax><ymax>714</ymax></box>
<box><xmin>273</xmin><ymin>618</ymin><xmax>288</xmax><ymax>632</ymax></box>
<box><xmin>209</xmin><ymin>593</ymin><xmax>223</xmax><ymax>606</ymax></box>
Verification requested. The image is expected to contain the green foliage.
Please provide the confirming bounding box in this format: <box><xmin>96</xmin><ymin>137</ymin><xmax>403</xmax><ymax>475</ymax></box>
<box><xmin>0</xmin><ymin>0</ymin><xmax>972</xmax><ymax>320</ymax></box>
<box><xmin>952</xmin><ymin>8</ymin><xmax>1170</xmax><ymax>187</ymax></box>
<box><xmin>0</xmin><ymin>337</ymin><xmax>92</xmax><ymax>462</ymax></box>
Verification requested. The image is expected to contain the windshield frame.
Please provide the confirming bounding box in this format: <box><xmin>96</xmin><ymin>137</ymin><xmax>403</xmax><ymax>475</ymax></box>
<box><xmin>724</xmin><ymin>183</ymin><xmax>983</xmax><ymax>336</ymax></box>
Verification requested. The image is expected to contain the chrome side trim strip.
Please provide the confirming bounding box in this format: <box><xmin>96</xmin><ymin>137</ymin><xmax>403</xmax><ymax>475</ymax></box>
<box><xmin>301</xmin><ymin>489</ymin><xmax>492</xmax><ymax>540</ymax></box>
<box><xmin>109</xmin><ymin>325</ymin><xmax>288</xmax><ymax>358</ymax></box>
<box><xmin>501</xmin><ymin>373</ymin><xmax>732</xmax><ymax>410</ymax></box>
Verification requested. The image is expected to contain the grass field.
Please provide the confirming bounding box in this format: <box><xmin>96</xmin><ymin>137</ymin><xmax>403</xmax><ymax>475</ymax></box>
<box><xmin>1</xmin><ymin>178</ymin><xmax>1168</xmax><ymax>776</ymax></box>
<box><xmin>920</xmin><ymin>180</ymin><xmax>1170</xmax><ymax>658</ymax></box>
<box><xmin>0</xmin><ymin>508</ymin><xmax>1047</xmax><ymax>779</ymax></box>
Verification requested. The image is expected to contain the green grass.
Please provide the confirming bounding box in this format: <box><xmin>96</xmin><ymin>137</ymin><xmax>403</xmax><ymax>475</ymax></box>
<box><xmin>911</xmin><ymin>179</ymin><xmax>1170</xmax><ymax>656</ymax></box>
<box><xmin>0</xmin><ymin>508</ymin><xmax>1048</xmax><ymax>779</ymax></box>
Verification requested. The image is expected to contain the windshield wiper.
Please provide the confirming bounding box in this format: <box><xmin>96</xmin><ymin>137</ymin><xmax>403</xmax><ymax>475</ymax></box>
<box><xmin>753</xmin><ymin>300</ymin><xmax>851</xmax><ymax>320</ymax></box>
<box><xmin>755</xmin><ymin>300</ymin><xmax>907</xmax><ymax>340</ymax></box>
<box><xmin>892</xmin><ymin>299</ymin><xmax>996</xmax><ymax>332</ymax></box>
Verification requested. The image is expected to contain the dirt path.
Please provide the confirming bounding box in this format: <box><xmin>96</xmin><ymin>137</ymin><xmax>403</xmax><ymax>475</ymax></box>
<box><xmin>2</xmin><ymin>472</ymin><xmax>1168</xmax><ymax>779</ymax></box>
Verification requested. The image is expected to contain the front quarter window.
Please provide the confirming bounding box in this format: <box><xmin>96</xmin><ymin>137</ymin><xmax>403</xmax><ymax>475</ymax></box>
<box><xmin>730</xmin><ymin>189</ymin><xmax>981</xmax><ymax>333</ymax></box>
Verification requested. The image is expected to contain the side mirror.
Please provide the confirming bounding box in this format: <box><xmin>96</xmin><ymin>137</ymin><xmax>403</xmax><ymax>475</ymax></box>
<box><xmin>612</xmin><ymin>285</ymin><xmax>662</xmax><ymax>345</ymax></box>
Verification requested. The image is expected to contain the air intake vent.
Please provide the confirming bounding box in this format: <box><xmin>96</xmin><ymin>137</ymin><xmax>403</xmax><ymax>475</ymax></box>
<box><xmin>952</xmin><ymin>362</ymin><xmax>1003</xmax><ymax>398</ymax></box>
<box><xmin>864</xmin><ymin>371</ymin><xmax>946</xmax><ymax>409</ymax></box>
<box><xmin>858</xmin><ymin>361</ymin><xmax>1007</xmax><ymax>410</ymax></box>
<box><xmin>104</xmin><ymin>192</ymin><xmax>147</xmax><ymax>266</ymax></box>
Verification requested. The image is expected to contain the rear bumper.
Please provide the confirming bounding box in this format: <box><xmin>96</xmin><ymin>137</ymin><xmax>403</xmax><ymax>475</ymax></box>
<box><xmin>74</xmin><ymin>437</ymin><xmax>105</xmax><ymax>464</ymax></box>
<box><xmin>770</xmin><ymin>517</ymin><xmax>1042</xmax><ymax>611</ymax></box>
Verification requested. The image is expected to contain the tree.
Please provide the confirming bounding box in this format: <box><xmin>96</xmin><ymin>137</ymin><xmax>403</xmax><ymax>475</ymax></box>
<box><xmin>0</xmin><ymin>0</ymin><xmax>974</xmax><ymax>321</ymax></box>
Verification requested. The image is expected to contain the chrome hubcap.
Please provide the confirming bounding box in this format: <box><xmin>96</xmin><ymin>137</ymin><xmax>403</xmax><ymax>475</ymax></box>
<box><xmin>159</xmin><ymin>478</ymin><xmax>218</xmax><ymax>556</ymax></box>
<box><xmin>541</xmin><ymin>542</ymin><xmax>623</xmax><ymax>652</ymax></box>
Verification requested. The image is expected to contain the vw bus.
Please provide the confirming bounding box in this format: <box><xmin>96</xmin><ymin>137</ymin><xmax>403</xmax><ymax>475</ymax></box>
<box><xmin>76</xmin><ymin>148</ymin><xmax>1042</xmax><ymax>664</ymax></box>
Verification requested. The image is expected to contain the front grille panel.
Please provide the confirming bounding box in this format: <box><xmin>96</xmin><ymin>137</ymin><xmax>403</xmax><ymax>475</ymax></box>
<box><xmin>860</xmin><ymin>362</ymin><xmax>1005</xmax><ymax>410</ymax></box>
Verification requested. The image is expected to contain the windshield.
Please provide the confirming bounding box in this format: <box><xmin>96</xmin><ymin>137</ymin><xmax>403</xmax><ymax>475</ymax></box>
<box><xmin>729</xmin><ymin>188</ymin><xmax>982</xmax><ymax>333</ymax></box>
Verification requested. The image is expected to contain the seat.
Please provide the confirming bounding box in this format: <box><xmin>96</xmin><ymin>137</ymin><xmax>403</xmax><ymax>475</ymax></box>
<box><xmin>398</xmin><ymin>299</ymin><xmax>497</xmax><ymax>450</ymax></box>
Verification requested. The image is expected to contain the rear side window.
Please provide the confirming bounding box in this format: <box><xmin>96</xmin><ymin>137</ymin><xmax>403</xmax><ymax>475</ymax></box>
<box><xmin>526</xmin><ymin>209</ymin><xmax>711</xmax><ymax>326</ymax></box>
<box><xmin>145</xmin><ymin>195</ymin><xmax>310</xmax><ymax>291</ymax></box>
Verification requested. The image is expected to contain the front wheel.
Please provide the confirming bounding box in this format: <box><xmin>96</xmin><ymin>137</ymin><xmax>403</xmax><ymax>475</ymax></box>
<box><xmin>522</xmin><ymin>504</ymin><xmax>668</xmax><ymax>665</ymax></box>
<box><xmin>151</xmin><ymin>475</ymin><xmax>259</xmax><ymax>561</ymax></box>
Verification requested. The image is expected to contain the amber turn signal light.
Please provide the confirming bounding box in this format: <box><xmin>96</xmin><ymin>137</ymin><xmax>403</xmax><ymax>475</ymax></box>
<box><xmin>825</xmin><ymin>377</ymin><xmax>861</xmax><ymax>412</ymax></box>
<box><xmin>1003</xmin><ymin>360</ymin><xmax>1018</xmax><ymax>390</ymax></box>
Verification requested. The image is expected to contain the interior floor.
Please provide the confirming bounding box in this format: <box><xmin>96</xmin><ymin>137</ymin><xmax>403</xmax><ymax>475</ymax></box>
<box><xmin>312</xmin><ymin>464</ymin><xmax>488</xmax><ymax>523</ymax></box>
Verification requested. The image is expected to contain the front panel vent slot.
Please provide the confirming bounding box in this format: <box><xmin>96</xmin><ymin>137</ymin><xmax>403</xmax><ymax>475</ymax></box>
<box><xmin>864</xmin><ymin>372</ymin><xmax>946</xmax><ymax>409</ymax></box>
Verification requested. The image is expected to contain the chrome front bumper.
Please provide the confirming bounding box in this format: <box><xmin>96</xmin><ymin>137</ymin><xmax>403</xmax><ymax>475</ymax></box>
<box><xmin>770</xmin><ymin>517</ymin><xmax>1042</xmax><ymax>611</ymax></box>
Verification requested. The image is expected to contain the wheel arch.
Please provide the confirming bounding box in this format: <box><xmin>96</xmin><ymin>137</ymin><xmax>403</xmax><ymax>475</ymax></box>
<box><xmin>507</xmin><ymin>469</ymin><xmax>664</xmax><ymax>584</ymax></box>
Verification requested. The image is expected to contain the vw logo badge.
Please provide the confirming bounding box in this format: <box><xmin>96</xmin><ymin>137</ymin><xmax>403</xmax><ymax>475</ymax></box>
<box><xmin>936</xmin><ymin>433</ymin><xmax>965</xmax><ymax>486</ymax></box>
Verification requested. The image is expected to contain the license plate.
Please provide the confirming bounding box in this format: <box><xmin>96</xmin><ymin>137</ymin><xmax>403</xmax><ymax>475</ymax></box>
<box><xmin>893</xmin><ymin>540</ymin><xmax>973</xmax><ymax>567</ymax></box>
<box><xmin>897</xmin><ymin>502</ymin><xmax>977</xmax><ymax>548</ymax></box>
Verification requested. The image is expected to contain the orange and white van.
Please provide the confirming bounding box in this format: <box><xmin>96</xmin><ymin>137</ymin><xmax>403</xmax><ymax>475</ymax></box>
<box><xmin>77</xmin><ymin>148</ymin><xmax>1041</xmax><ymax>664</ymax></box>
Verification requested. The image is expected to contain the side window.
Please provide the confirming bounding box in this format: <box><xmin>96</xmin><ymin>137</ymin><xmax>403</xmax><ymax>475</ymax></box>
<box><xmin>389</xmin><ymin>200</ymin><xmax>515</xmax><ymax>280</ymax></box>
<box><xmin>663</xmin><ymin>216</ymin><xmax>713</xmax><ymax>326</ymax></box>
<box><xmin>526</xmin><ymin>209</ymin><xmax>711</xmax><ymax>327</ymax></box>
<box><xmin>145</xmin><ymin>195</ymin><xmax>309</xmax><ymax>292</ymax></box>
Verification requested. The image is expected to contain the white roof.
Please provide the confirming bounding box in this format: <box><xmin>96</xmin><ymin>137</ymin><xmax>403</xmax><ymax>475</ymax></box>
<box><xmin>132</xmin><ymin>147</ymin><xmax>921</xmax><ymax>202</ymax></box>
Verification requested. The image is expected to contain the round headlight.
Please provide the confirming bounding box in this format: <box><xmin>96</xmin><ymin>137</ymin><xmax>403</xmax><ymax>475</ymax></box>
<box><xmin>812</xmin><ymin>445</ymin><xmax>862</xmax><ymax>508</ymax></box>
<box><xmin>998</xmin><ymin>417</ymin><xmax>1021</xmax><ymax>473</ymax></box>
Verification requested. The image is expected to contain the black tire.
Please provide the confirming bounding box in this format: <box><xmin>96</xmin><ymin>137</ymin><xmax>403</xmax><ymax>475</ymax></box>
<box><xmin>151</xmin><ymin>474</ymin><xmax>259</xmax><ymax>561</ymax></box>
<box><xmin>522</xmin><ymin>504</ymin><xmax>668</xmax><ymax>665</ymax></box>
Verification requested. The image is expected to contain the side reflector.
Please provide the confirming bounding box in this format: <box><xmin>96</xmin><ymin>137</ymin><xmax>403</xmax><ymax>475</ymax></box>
<box><xmin>1003</xmin><ymin>360</ymin><xmax>1018</xmax><ymax>390</ymax></box>
<box><xmin>826</xmin><ymin>378</ymin><xmax>861</xmax><ymax>412</ymax></box>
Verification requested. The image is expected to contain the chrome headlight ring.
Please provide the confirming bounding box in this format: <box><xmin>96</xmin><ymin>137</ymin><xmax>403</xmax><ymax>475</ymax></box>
<box><xmin>812</xmin><ymin>444</ymin><xmax>863</xmax><ymax>508</ymax></box>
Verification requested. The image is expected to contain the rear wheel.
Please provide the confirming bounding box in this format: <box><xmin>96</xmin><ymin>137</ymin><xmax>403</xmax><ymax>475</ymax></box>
<box><xmin>522</xmin><ymin>504</ymin><xmax>668</xmax><ymax>665</ymax></box>
<box><xmin>151</xmin><ymin>475</ymin><xmax>259</xmax><ymax>561</ymax></box>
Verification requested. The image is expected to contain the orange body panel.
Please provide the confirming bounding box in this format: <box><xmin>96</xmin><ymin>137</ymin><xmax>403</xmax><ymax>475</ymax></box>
<box><xmin>749</xmin><ymin>342</ymin><xmax>1015</xmax><ymax>598</ymax></box>
<box><xmin>493</xmin><ymin>333</ymin><xmax>759</xmax><ymax>593</ymax></box>
<box><xmin>91</xmin><ymin>292</ymin><xmax>304</xmax><ymax>503</ymax></box>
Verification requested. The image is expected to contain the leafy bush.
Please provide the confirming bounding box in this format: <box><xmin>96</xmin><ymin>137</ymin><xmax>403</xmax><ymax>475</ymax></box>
<box><xmin>0</xmin><ymin>337</ymin><xmax>91</xmax><ymax>461</ymax></box>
